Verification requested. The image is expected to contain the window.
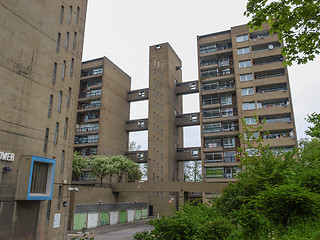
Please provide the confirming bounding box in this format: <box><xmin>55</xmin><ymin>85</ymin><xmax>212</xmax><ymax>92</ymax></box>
<box><xmin>63</xmin><ymin>118</ymin><xmax>68</xmax><ymax>139</ymax></box>
<box><xmin>239</xmin><ymin>60</ymin><xmax>252</xmax><ymax>68</ymax></box>
<box><xmin>139</xmin><ymin>90</ymin><xmax>145</xmax><ymax>97</ymax></box>
<box><xmin>221</xmin><ymin>95</ymin><xmax>232</xmax><ymax>106</ymax></box>
<box><xmin>218</xmin><ymin>57</ymin><xmax>229</xmax><ymax>67</ymax></box>
<box><xmin>244</xmin><ymin>117</ymin><xmax>257</xmax><ymax>125</ymax></box>
<box><xmin>191</xmin><ymin>150</ymin><xmax>199</xmax><ymax>155</ymax></box>
<box><xmin>203</xmin><ymin>96</ymin><xmax>219</xmax><ymax>105</ymax></box>
<box><xmin>58</xmin><ymin>91</ymin><xmax>62</xmax><ymax>112</ymax></box>
<box><xmin>221</xmin><ymin>108</ymin><xmax>233</xmax><ymax>117</ymax></box>
<box><xmin>60</xmin><ymin>6</ymin><xmax>64</xmax><ymax>24</ymax></box>
<box><xmin>138</xmin><ymin>120</ymin><xmax>144</xmax><ymax>127</ymax></box>
<box><xmin>203</xmin><ymin>108</ymin><xmax>220</xmax><ymax>119</ymax></box>
<box><xmin>70</xmin><ymin>58</ymin><xmax>74</xmax><ymax>77</ymax></box>
<box><xmin>245</xmin><ymin>132</ymin><xmax>259</xmax><ymax>140</ymax></box>
<box><xmin>54</xmin><ymin>122</ymin><xmax>59</xmax><ymax>145</ymax></box>
<box><xmin>57</xmin><ymin>186</ymin><xmax>62</xmax><ymax>210</ymax></box>
<box><xmin>204</xmin><ymin>138</ymin><xmax>222</xmax><ymax>148</ymax></box>
<box><xmin>243</xmin><ymin>102</ymin><xmax>255</xmax><ymax>110</ymax></box>
<box><xmin>68</xmin><ymin>6</ymin><xmax>72</xmax><ymax>23</ymax></box>
<box><xmin>28</xmin><ymin>156</ymin><xmax>56</xmax><ymax>200</ymax></box>
<box><xmin>224</xmin><ymin>151</ymin><xmax>236</xmax><ymax>162</ymax></box>
<box><xmin>65</xmin><ymin>32</ymin><xmax>69</xmax><ymax>50</ymax></box>
<box><xmin>46</xmin><ymin>200</ymin><xmax>51</xmax><ymax>220</ymax></box>
<box><xmin>52</xmin><ymin>62</ymin><xmax>57</xmax><ymax>84</ymax></box>
<box><xmin>205</xmin><ymin>167</ymin><xmax>223</xmax><ymax>178</ymax></box>
<box><xmin>60</xmin><ymin>150</ymin><xmax>65</xmax><ymax>174</ymax></box>
<box><xmin>44</xmin><ymin>128</ymin><xmax>49</xmax><ymax>152</ymax></box>
<box><xmin>240</xmin><ymin>73</ymin><xmax>253</xmax><ymax>82</ymax></box>
<box><xmin>205</xmin><ymin>152</ymin><xmax>222</xmax><ymax>163</ymax></box>
<box><xmin>238</xmin><ymin>47</ymin><xmax>250</xmax><ymax>55</ymax></box>
<box><xmin>48</xmin><ymin>95</ymin><xmax>53</xmax><ymax>118</ymax></box>
<box><xmin>203</xmin><ymin>123</ymin><xmax>221</xmax><ymax>133</ymax></box>
<box><xmin>189</xmin><ymin>82</ymin><xmax>197</xmax><ymax>90</ymax></box>
<box><xmin>67</xmin><ymin>88</ymin><xmax>71</xmax><ymax>108</ymax></box>
<box><xmin>56</xmin><ymin>33</ymin><xmax>61</xmax><ymax>52</ymax></box>
<box><xmin>61</xmin><ymin>60</ymin><xmax>66</xmax><ymax>80</ymax></box>
<box><xmin>76</xmin><ymin>7</ymin><xmax>80</xmax><ymax>24</ymax></box>
<box><xmin>236</xmin><ymin>34</ymin><xmax>248</xmax><ymax>42</ymax></box>
<box><xmin>222</xmin><ymin>122</ymin><xmax>235</xmax><ymax>132</ymax></box>
<box><xmin>223</xmin><ymin>137</ymin><xmax>235</xmax><ymax>148</ymax></box>
<box><xmin>73</xmin><ymin>32</ymin><xmax>77</xmax><ymax>50</ymax></box>
<box><xmin>241</xmin><ymin>87</ymin><xmax>254</xmax><ymax>96</ymax></box>
<box><xmin>190</xmin><ymin>114</ymin><xmax>197</xmax><ymax>122</ymax></box>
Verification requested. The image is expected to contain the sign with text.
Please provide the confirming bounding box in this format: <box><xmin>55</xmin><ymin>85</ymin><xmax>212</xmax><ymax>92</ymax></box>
<box><xmin>0</xmin><ymin>152</ymin><xmax>14</xmax><ymax>162</ymax></box>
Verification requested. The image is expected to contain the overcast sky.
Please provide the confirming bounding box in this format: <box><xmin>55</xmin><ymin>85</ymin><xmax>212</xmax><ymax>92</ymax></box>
<box><xmin>83</xmin><ymin>0</ymin><xmax>320</xmax><ymax>149</ymax></box>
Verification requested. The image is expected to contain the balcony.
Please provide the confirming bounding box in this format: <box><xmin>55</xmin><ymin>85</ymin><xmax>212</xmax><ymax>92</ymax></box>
<box><xmin>199</xmin><ymin>43</ymin><xmax>232</xmax><ymax>56</ymax></box>
<box><xmin>176</xmin><ymin>113</ymin><xmax>200</xmax><ymax>127</ymax></box>
<box><xmin>253</xmin><ymin>55</ymin><xmax>283</xmax><ymax>66</ymax></box>
<box><xmin>125</xmin><ymin>151</ymin><xmax>148</xmax><ymax>163</ymax></box>
<box><xmin>78</xmin><ymin>91</ymin><xmax>102</xmax><ymax>102</ymax></box>
<box><xmin>203</xmin><ymin>124</ymin><xmax>239</xmax><ymax>137</ymax></box>
<box><xmin>201</xmin><ymin>81</ymin><xmax>235</xmax><ymax>95</ymax></box>
<box><xmin>204</xmin><ymin>151</ymin><xmax>239</xmax><ymax>164</ymax></box>
<box><xmin>200</xmin><ymin>68</ymin><xmax>234</xmax><ymax>81</ymax></box>
<box><xmin>202</xmin><ymin>109</ymin><xmax>234</xmax><ymax>119</ymax></box>
<box><xmin>176</xmin><ymin>81</ymin><xmax>199</xmax><ymax>95</ymax></box>
<box><xmin>74</xmin><ymin>147</ymin><xmax>98</xmax><ymax>156</ymax></box>
<box><xmin>77</xmin><ymin>102</ymin><xmax>101</xmax><ymax>112</ymax></box>
<box><xmin>81</xmin><ymin>67</ymin><xmax>103</xmax><ymax>77</ymax></box>
<box><xmin>75</xmin><ymin>125</ymin><xmax>99</xmax><ymax>135</ymax></box>
<box><xmin>74</xmin><ymin>135</ymin><xmax>99</xmax><ymax>147</ymax></box>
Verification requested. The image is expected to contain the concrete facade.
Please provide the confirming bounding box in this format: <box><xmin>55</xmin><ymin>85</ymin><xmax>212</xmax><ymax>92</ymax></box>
<box><xmin>74</xmin><ymin>57</ymin><xmax>131</xmax><ymax>159</ymax></box>
<box><xmin>0</xmin><ymin>0</ymin><xmax>87</xmax><ymax>239</ymax></box>
<box><xmin>71</xmin><ymin>25</ymin><xmax>297</xmax><ymax>217</ymax></box>
<box><xmin>198</xmin><ymin>24</ymin><xmax>297</xmax><ymax>190</ymax></box>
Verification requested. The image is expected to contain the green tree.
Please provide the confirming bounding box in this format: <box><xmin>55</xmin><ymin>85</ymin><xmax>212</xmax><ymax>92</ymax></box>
<box><xmin>72</xmin><ymin>152</ymin><xmax>89</xmax><ymax>181</ymax></box>
<box><xmin>305</xmin><ymin>112</ymin><xmax>320</xmax><ymax>138</ymax></box>
<box><xmin>111</xmin><ymin>155</ymin><xmax>142</xmax><ymax>182</ymax></box>
<box><xmin>245</xmin><ymin>0</ymin><xmax>320</xmax><ymax>65</ymax></box>
<box><xmin>91</xmin><ymin>155</ymin><xmax>115</xmax><ymax>186</ymax></box>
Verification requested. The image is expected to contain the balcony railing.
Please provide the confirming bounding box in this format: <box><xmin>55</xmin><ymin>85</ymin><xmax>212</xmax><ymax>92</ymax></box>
<box><xmin>76</xmin><ymin>126</ymin><xmax>99</xmax><ymax>132</ymax></box>
<box><xmin>254</xmin><ymin>57</ymin><xmax>283</xmax><ymax>66</ymax></box>
<box><xmin>83</xmin><ymin>114</ymin><xmax>99</xmax><ymax>122</ymax></box>
<box><xmin>205</xmin><ymin>156</ymin><xmax>236</xmax><ymax>163</ymax></box>
<box><xmin>78</xmin><ymin>103</ymin><xmax>101</xmax><ymax>110</ymax></box>
<box><xmin>201</xmin><ymin>69</ymin><xmax>234</xmax><ymax>80</ymax></box>
<box><xmin>79</xmin><ymin>91</ymin><xmax>101</xmax><ymax>98</ymax></box>
<box><xmin>202</xmin><ymin>82</ymin><xmax>235</xmax><ymax>92</ymax></box>
<box><xmin>255</xmin><ymin>71</ymin><xmax>285</xmax><ymax>80</ymax></box>
<box><xmin>74</xmin><ymin>137</ymin><xmax>98</xmax><ymax>144</ymax></box>
<box><xmin>81</xmin><ymin>68</ymin><xmax>103</xmax><ymax>77</ymax></box>
<box><xmin>199</xmin><ymin>43</ymin><xmax>232</xmax><ymax>55</ymax></box>
<box><xmin>203</xmin><ymin>124</ymin><xmax>239</xmax><ymax>133</ymax></box>
<box><xmin>203</xmin><ymin>111</ymin><xmax>234</xmax><ymax>119</ymax></box>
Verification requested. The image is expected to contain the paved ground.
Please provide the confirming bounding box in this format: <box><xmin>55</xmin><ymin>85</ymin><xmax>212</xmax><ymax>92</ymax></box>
<box><xmin>67</xmin><ymin>219</ymin><xmax>154</xmax><ymax>240</ymax></box>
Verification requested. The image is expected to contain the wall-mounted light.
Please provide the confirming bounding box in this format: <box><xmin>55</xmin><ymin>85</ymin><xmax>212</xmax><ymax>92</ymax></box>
<box><xmin>63</xmin><ymin>201</ymin><xmax>68</xmax><ymax>207</ymax></box>
<box><xmin>2</xmin><ymin>167</ymin><xmax>11</xmax><ymax>173</ymax></box>
<box><xmin>155</xmin><ymin>45</ymin><xmax>161</xmax><ymax>50</ymax></box>
<box><xmin>176</xmin><ymin>66</ymin><xmax>182</xmax><ymax>70</ymax></box>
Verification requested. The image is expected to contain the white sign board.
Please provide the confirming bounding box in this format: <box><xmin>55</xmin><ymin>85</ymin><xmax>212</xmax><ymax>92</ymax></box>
<box><xmin>127</xmin><ymin>210</ymin><xmax>134</xmax><ymax>222</ymax></box>
<box><xmin>53</xmin><ymin>214</ymin><xmax>60</xmax><ymax>228</ymax></box>
<box><xmin>109</xmin><ymin>211</ymin><xmax>118</xmax><ymax>225</ymax></box>
<box><xmin>87</xmin><ymin>213</ymin><xmax>99</xmax><ymax>229</ymax></box>
<box><xmin>0</xmin><ymin>152</ymin><xmax>14</xmax><ymax>161</ymax></box>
